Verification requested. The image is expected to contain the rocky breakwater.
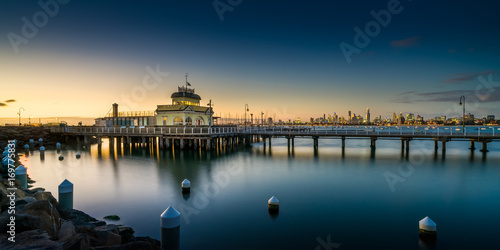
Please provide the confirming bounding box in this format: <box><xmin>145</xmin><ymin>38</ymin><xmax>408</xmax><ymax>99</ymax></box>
<box><xmin>0</xmin><ymin>141</ymin><xmax>160</xmax><ymax>249</ymax></box>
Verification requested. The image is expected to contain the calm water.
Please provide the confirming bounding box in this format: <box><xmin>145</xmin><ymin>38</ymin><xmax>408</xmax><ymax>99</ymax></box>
<box><xmin>19</xmin><ymin>131</ymin><xmax>500</xmax><ymax>249</ymax></box>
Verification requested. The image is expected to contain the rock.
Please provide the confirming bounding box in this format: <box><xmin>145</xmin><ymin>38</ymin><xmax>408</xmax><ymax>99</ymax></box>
<box><xmin>17</xmin><ymin>200</ymin><xmax>61</xmax><ymax>239</ymax></box>
<box><xmin>103</xmin><ymin>215</ymin><xmax>120</xmax><ymax>220</ymax></box>
<box><xmin>58</xmin><ymin>221</ymin><xmax>76</xmax><ymax>242</ymax></box>
<box><xmin>34</xmin><ymin>191</ymin><xmax>59</xmax><ymax>208</ymax></box>
<box><xmin>128</xmin><ymin>237</ymin><xmax>161</xmax><ymax>248</ymax></box>
<box><xmin>61</xmin><ymin>233</ymin><xmax>90</xmax><ymax>250</ymax></box>
<box><xmin>0</xmin><ymin>229</ymin><xmax>63</xmax><ymax>250</ymax></box>
<box><xmin>58</xmin><ymin>208</ymin><xmax>102</xmax><ymax>230</ymax></box>
<box><xmin>32</xmin><ymin>187</ymin><xmax>46</xmax><ymax>192</ymax></box>
<box><xmin>90</xmin><ymin>241</ymin><xmax>161</xmax><ymax>250</ymax></box>
<box><xmin>0</xmin><ymin>197</ymin><xmax>35</xmax><ymax>212</ymax></box>
<box><xmin>118</xmin><ymin>226</ymin><xmax>135</xmax><ymax>244</ymax></box>
<box><xmin>95</xmin><ymin>224</ymin><xmax>119</xmax><ymax>234</ymax></box>
<box><xmin>94</xmin><ymin>225</ymin><xmax>121</xmax><ymax>246</ymax></box>
<box><xmin>76</xmin><ymin>227</ymin><xmax>106</xmax><ymax>247</ymax></box>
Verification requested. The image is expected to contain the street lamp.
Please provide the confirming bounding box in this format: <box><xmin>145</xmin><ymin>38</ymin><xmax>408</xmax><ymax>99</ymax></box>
<box><xmin>207</xmin><ymin>100</ymin><xmax>213</xmax><ymax>133</ymax></box>
<box><xmin>17</xmin><ymin>107</ymin><xmax>25</xmax><ymax>126</ymax></box>
<box><xmin>244</xmin><ymin>104</ymin><xmax>249</xmax><ymax>130</ymax></box>
<box><xmin>459</xmin><ymin>96</ymin><xmax>465</xmax><ymax>132</ymax></box>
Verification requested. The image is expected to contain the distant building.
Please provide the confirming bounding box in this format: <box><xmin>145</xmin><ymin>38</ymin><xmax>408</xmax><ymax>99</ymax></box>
<box><xmin>156</xmin><ymin>86</ymin><xmax>212</xmax><ymax>126</ymax></box>
<box><xmin>366</xmin><ymin>108</ymin><xmax>370</xmax><ymax>124</ymax></box>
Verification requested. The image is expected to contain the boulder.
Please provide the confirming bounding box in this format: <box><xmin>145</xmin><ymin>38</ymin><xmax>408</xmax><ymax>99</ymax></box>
<box><xmin>34</xmin><ymin>191</ymin><xmax>58</xmax><ymax>208</ymax></box>
<box><xmin>118</xmin><ymin>226</ymin><xmax>135</xmax><ymax>244</ymax></box>
<box><xmin>0</xmin><ymin>229</ymin><xmax>63</xmax><ymax>250</ymax></box>
<box><xmin>58</xmin><ymin>221</ymin><xmax>76</xmax><ymax>242</ymax></box>
<box><xmin>61</xmin><ymin>233</ymin><xmax>90</xmax><ymax>250</ymax></box>
<box><xmin>90</xmin><ymin>241</ymin><xmax>161</xmax><ymax>250</ymax></box>
<box><xmin>94</xmin><ymin>225</ymin><xmax>121</xmax><ymax>246</ymax></box>
<box><xmin>17</xmin><ymin>200</ymin><xmax>61</xmax><ymax>239</ymax></box>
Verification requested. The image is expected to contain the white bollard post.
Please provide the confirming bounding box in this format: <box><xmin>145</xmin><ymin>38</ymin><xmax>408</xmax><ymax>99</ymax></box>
<box><xmin>56</xmin><ymin>142</ymin><xmax>61</xmax><ymax>150</ymax></box>
<box><xmin>161</xmin><ymin>206</ymin><xmax>180</xmax><ymax>250</ymax></box>
<box><xmin>268</xmin><ymin>196</ymin><xmax>279</xmax><ymax>213</ymax></box>
<box><xmin>58</xmin><ymin>179</ymin><xmax>74</xmax><ymax>209</ymax></box>
<box><xmin>59</xmin><ymin>155</ymin><xmax>64</xmax><ymax>160</ymax></box>
<box><xmin>181</xmin><ymin>179</ymin><xmax>191</xmax><ymax>194</ymax></box>
<box><xmin>15</xmin><ymin>165</ymin><xmax>27</xmax><ymax>189</ymax></box>
<box><xmin>419</xmin><ymin>216</ymin><xmax>437</xmax><ymax>237</ymax></box>
<box><xmin>24</xmin><ymin>144</ymin><xmax>29</xmax><ymax>151</ymax></box>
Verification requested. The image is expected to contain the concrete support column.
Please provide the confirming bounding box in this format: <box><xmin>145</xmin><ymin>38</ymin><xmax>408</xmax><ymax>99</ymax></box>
<box><xmin>341</xmin><ymin>137</ymin><xmax>345</xmax><ymax>149</ymax></box>
<box><xmin>401</xmin><ymin>140</ymin><xmax>405</xmax><ymax>151</ymax></box>
<box><xmin>480</xmin><ymin>142</ymin><xmax>489</xmax><ymax>152</ymax></box>
<box><xmin>469</xmin><ymin>141</ymin><xmax>475</xmax><ymax>150</ymax></box>
<box><xmin>166</xmin><ymin>138</ymin><xmax>171</xmax><ymax>149</ymax></box>
<box><xmin>98</xmin><ymin>137</ymin><xmax>102</xmax><ymax>145</ymax></box>
<box><xmin>442</xmin><ymin>141</ymin><xmax>446</xmax><ymax>153</ymax></box>
<box><xmin>434</xmin><ymin>140</ymin><xmax>438</xmax><ymax>150</ymax></box>
<box><xmin>194</xmin><ymin>139</ymin><xmax>198</xmax><ymax>149</ymax></box>
<box><xmin>370</xmin><ymin>138</ymin><xmax>376</xmax><ymax>148</ymax></box>
<box><xmin>405</xmin><ymin>140</ymin><xmax>410</xmax><ymax>152</ymax></box>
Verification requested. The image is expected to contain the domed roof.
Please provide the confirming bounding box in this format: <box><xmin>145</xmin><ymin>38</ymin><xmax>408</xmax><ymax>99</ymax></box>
<box><xmin>171</xmin><ymin>91</ymin><xmax>201</xmax><ymax>100</ymax></box>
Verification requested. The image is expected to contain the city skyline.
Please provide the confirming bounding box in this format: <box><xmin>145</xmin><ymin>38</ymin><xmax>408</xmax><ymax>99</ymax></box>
<box><xmin>1</xmin><ymin>1</ymin><xmax>499</xmax><ymax>121</ymax></box>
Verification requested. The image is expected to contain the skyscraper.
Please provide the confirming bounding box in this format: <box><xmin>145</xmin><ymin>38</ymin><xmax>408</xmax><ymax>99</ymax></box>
<box><xmin>366</xmin><ymin>108</ymin><xmax>370</xmax><ymax>124</ymax></box>
<box><xmin>348</xmin><ymin>111</ymin><xmax>351</xmax><ymax>124</ymax></box>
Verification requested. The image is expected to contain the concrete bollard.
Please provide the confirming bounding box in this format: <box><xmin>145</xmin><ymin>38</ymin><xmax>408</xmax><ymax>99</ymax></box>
<box><xmin>24</xmin><ymin>144</ymin><xmax>29</xmax><ymax>150</ymax></box>
<box><xmin>58</xmin><ymin>179</ymin><xmax>74</xmax><ymax>209</ymax></box>
<box><xmin>15</xmin><ymin>165</ymin><xmax>27</xmax><ymax>189</ymax></box>
<box><xmin>59</xmin><ymin>155</ymin><xmax>64</xmax><ymax>160</ymax></box>
<box><xmin>76</xmin><ymin>153</ymin><xmax>81</xmax><ymax>159</ymax></box>
<box><xmin>40</xmin><ymin>146</ymin><xmax>45</xmax><ymax>152</ymax></box>
<box><xmin>56</xmin><ymin>142</ymin><xmax>61</xmax><ymax>149</ymax></box>
<box><xmin>268</xmin><ymin>196</ymin><xmax>279</xmax><ymax>213</ymax></box>
<box><xmin>419</xmin><ymin>216</ymin><xmax>437</xmax><ymax>236</ymax></box>
<box><xmin>161</xmin><ymin>206</ymin><xmax>180</xmax><ymax>250</ymax></box>
<box><xmin>30</xmin><ymin>139</ymin><xmax>34</xmax><ymax>148</ymax></box>
<box><xmin>39</xmin><ymin>138</ymin><xmax>43</xmax><ymax>147</ymax></box>
<box><xmin>181</xmin><ymin>179</ymin><xmax>191</xmax><ymax>194</ymax></box>
<box><xmin>2</xmin><ymin>156</ymin><xmax>13</xmax><ymax>167</ymax></box>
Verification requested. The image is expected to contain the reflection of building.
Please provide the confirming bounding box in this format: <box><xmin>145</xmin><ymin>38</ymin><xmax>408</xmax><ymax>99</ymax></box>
<box><xmin>156</xmin><ymin>86</ymin><xmax>212</xmax><ymax>126</ymax></box>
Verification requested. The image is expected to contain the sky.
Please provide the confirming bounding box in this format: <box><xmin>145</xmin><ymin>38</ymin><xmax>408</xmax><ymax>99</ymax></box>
<box><xmin>1</xmin><ymin>0</ymin><xmax>499</xmax><ymax>123</ymax></box>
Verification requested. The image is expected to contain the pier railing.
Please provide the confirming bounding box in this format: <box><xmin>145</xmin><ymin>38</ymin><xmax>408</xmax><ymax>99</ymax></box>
<box><xmin>51</xmin><ymin>125</ymin><xmax>500</xmax><ymax>139</ymax></box>
<box><xmin>51</xmin><ymin>126</ymin><xmax>239</xmax><ymax>136</ymax></box>
<box><xmin>237</xmin><ymin>126</ymin><xmax>500</xmax><ymax>139</ymax></box>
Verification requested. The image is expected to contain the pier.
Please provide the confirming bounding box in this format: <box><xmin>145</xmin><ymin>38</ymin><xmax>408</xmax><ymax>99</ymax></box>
<box><xmin>49</xmin><ymin>125</ymin><xmax>500</xmax><ymax>154</ymax></box>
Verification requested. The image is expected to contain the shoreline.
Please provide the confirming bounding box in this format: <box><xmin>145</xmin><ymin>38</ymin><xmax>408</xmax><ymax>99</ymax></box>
<box><xmin>0</xmin><ymin>140</ymin><xmax>161</xmax><ymax>249</ymax></box>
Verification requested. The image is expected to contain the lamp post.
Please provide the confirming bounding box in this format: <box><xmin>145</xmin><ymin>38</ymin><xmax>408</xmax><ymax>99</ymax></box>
<box><xmin>207</xmin><ymin>100</ymin><xmax>213</xmax><ymax>133</ymax></box>
<box><xmin>244</xmin><ymin>104</ymin><xmax>249</xmax><ymax>131</ymax></box>
<box><xmin>250</xmin><ymin>113</ymin><xmax>253</xmax><ymax>126</ymax></box>
<box><xmin>17</xmin><ymin>107</ymin><xmax>25</xmax><ymax>126</ymax></box>
<box><xmin>459</xmin><ymin>96</ymin><xmax>465</xmax><ymax>132</ymax></box>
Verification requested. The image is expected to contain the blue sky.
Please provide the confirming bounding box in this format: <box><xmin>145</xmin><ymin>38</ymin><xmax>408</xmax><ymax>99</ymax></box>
<box><xmin>1</xmin><ymin>0</ymin><xmax>499</xmax><ymax>120</ymax></box>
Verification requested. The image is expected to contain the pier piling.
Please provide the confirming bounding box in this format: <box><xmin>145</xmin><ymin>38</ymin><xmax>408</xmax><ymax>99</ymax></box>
<box><xmin>161</xmin><ymin>206</ymin><xmax>181</xmax><ymax>250</ymax></box>
<box><xmin>15</xmin><ymin>165</ymin><xmax>27</xmax><ymax>189</ymax></box>
<box><xmin>58</xmin><ymin>179</ymin><xmax>74</xmax><ymax>209</ymax></box>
